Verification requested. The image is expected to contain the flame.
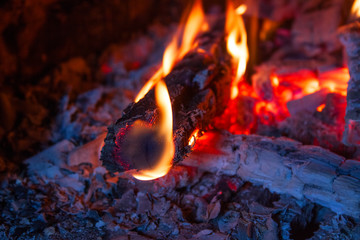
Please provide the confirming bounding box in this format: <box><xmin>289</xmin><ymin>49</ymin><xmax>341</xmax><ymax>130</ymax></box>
<box><xmin>132</xmin><ymin>80</ymin><xmax>175</xmax><ymax>180</ymax></box>
<box><xmin>134</xmin><ymin>68</ymin><xmax>163</xmax><ymax>103</ymax></box>
<box><xmin>235</xmin><ymin>5</ymin><xmax>247</xmax><ymax>15</ymax></box>
<box><xmin>134</xmin><ymin>0</ymin><xmax>207</xmax><ymax>103</ymax></box>
<box><xmin>188</xmin><ymin>128</ymin><xmax>200</xmax><ymax>146</ymax></box>
<box><xmin>351</xmin><ymin>0</ymin><xmax>360</xmax><ymax>19</ymax></box>
<box><xmin>226</xmin><ymin>2</ymin><xmax>249</xmax><ymax>99</ymax></box>
<box><xmin>131</xmin><ymin>0</ymin><xmax>208</xmax><ymax>180</ymax></box>
<box><xmin>179</xmin><ymin>0</ymin><xmax>208</xmax><ymax>58</ymax></box>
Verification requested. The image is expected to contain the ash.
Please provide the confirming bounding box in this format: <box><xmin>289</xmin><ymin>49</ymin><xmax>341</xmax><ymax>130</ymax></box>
<box><xmin>2</xmin><ymin>156</ymin><xmax>359</xmax><ymax>240</ymax></box>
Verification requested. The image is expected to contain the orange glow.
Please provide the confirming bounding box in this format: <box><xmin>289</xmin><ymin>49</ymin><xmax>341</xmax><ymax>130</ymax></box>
<box><xmin>319</xmin><ymin>67</ymin><xmax>349</xmax><ymax>96</ymax></box>
<box><xmin>351</xmin><ymin>0</ymin><xmax>360</xmax><ymax>19</ymax></box>
<box><xmin>134</xmin><ymin>0</ymin><xmax>208</xmax><ymax>103</ymax></box>
<box><xmin>271</xmin><ymin>75</ymin><xmax>279</xmax><ymax>87</ymax></box>
<box><xmin>132</xmin><ymin>80</ymin><xmax>175</xmax><ymax>180</ymax></box>
<box><xmin>225</xmin><ymin>2</ymin><xmax>249</xmax><ymax>99</ymax></box>
<box><xmin>179</xmin><ymin>0</ymin><xmax>208</xmax><ymax>58</ymax></box>
<box><xmin>303</xmin><ymin>79</ymin><xmax>320</xmax><ymax>94</ymax></box>
<box><xmin>188</xmin><ymin>129</ymin><xmax>200</xmax><ymax>146</ymax></box>
<box><xmin>134</xmin><ymin>68</ymin><xmax>163</xmax><ymax>103</ymax></box>
<box><xmin>214</xmin><ymin>67</ymin><xmax>349</xmax><ymax>135</ymax></box>
<box><xmin>162</xmin><ymin>37</ymin><xmax>178</xmax><ymax>76</ymax></box>
<box><xmin>235</xmin><ymin>5</ymin><xmax>247</xmax><ymax>15</ymax></box>
<box><xmin>317</xmin><ymin>104</ymin><xmax>326</xmax><ymax>112</ymax></box>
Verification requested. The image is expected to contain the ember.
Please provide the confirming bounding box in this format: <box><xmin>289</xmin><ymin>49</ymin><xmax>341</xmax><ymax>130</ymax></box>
<box><xmin>1</xmin><ymin>0</ymin><xmax>360</xmax><ymax>239</ymax></box>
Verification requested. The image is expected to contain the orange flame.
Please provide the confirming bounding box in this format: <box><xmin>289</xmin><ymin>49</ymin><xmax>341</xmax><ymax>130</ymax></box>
<box><xmin>188</xmin><ymin>128</ymin><xmax>200</xmax><ymax>146</ymax></box>
<box><xmin>132</xmin><ymin>0</ymin><xmax>208</xmax><ymax>180</ymax></box>
<box><xmin>134</xmin><ymin>0</ymin><xmax>208</xmax><ymax>103</ymax></box>
<box><xmin>179</xmin><ymin>0</ymin><xmax>208</xmax><ymax>58</ymax></box>
<box><xmin>351</xmin><ymin>0</ymin><xmax>360</xmax><ymax>19</ymax></box>
<box><xmin>226</xmin><ymin>2</ymin><xmax>249</xmax><ymax>99</ymax></box>
<box><xmin>132</xmin><ymin>80</ymin><xmax>175</xmax><ymax>180</ymax></box>
<box><xmin>134</xmin><ymin>68</ymin><xmax>163</xmax><ymax>103</ymax></box>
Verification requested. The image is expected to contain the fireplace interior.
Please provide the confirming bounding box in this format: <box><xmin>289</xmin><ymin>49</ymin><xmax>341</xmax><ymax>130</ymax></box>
<box><xmin>0</xmin><ymin>0</ymin><xmax>360</xmax><ymax>239</ymax></box>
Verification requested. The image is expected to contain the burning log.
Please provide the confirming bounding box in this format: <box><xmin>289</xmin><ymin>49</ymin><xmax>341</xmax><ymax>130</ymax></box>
<box><xmin>182</xmin><ymin>131</ymin><xmax>360</xmax><ymax>218</ymax></box>
<box><xmin>100</xmin><ymin>27</ymin><xmax>232</xmax><ymax>175</ymax></box>
<box><xmin>338</xmin><ymin>22</ymin><xmax>360</xmax><ymax>146</ymax></box>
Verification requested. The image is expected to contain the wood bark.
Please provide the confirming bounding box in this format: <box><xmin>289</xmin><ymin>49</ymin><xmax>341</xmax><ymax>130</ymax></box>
<box><xmin>100</xmin><ymin>26</ymin><xmax>232</xmax><ymax>173</ymax></box>
<box><xmin>338</xmin><ymin>22</ymin><xmax>360</xmax><ymax>146</ymax></box>
<box><xmin>182</xmin><ymin>131</ymin><xmax>360</xmax><ymax>218</ymax></box>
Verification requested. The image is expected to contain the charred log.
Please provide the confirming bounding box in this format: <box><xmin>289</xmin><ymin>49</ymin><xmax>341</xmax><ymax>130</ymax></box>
<box><xmin>182</xmin><ymin>131</ymin><xmax>360</xmax><ymax>218</ymax></box>
<box><xmin>338</xmin><ymin>22</ymin><xmax>360</xmax><ymax>146</ymax></box>
<box><xmin>100</xmin><ymin>27</ymin><xmax>232</xmax><ymax>173</ymax></box>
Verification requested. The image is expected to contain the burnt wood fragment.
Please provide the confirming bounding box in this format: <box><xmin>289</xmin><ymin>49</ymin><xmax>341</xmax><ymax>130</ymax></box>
<box><xmin>100</xmin><ymin>28</ymin><xmax>232</xmax><ymax>173</ymax></box>
<box><xmin>182</xmin><ymin>131</ymin><xmax>360</xmax><ymax>218</ymax></box>
<box><xmin>338</xmin><ymin>22</ymin><xmax>360</xmax><ymax>146</ymax></box>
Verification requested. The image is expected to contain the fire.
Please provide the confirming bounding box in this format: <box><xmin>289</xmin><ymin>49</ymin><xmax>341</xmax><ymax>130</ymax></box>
<box><xmin>130</xmin><ymin>0</ymin><xmax>351</xmax><ymax>180</ymax></box>
<box><xmin>319</xmin><ymin>67</ymin><xmax>349</xmax><ymax>96</ymax></box>
<box><xmin>214</xmin><ymin>66</ymin><xmax>350</xmax><ymax>135</ymax></box>
<box><xmin>351</xmin><ymin>0</ymin><xmax>360</xmax><ymax>19</ymax></box>
<box><xmin>132</xmin><ymin>80</ymin><xmax>175</xmax><ymax>180</ymax></box>
<box><xmin>188</xmin><ymin>129</ymin><xmax>200</xmax><ymax>146</ymax></box>
<box><xmin>178</xmin><ymin>0</ymin><xmax>208</xmax><ymax>58</ymax></box>
<box><xmin>134</xmin><ymin>68</ymin><xmax>162</xmax><ymax>103</ymax></box>
<box><xmin>134</xmin><ymin>0</ymin><xmax>208</xmax><ymax>103</ymax></box>
<box><xmin>271</xmin><ymin>75</ymin><xmax>279</xmax><ymax>87</ymax></box>
<box><xmin>225</xmin><ymin>2</ymin><xmax>249</xmax><ymax>99</ymax></box>
<box><xmin>131</xmin><ymin>0</ymin><xmax>208</xmax><ymax>180</ymax></box>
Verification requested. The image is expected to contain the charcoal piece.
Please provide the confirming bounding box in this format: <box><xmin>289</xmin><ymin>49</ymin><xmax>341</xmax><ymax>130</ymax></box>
<box><xmin>100</xmin><ymin>27</ymin><xmax>232</xmax><ymax>173</ymax></box>
<box><xmin>338</xmin><ymin>22</ymin><xmax>360</xmax><ymax>146</ymax></box>
<box><xmin>218</xmin><ymin>210</ymin><xmax>240</xmax><ymax>233</ymax></box>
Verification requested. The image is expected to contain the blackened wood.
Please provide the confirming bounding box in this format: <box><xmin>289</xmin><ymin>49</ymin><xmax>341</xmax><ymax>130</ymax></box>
<box><xmin>338</xmin><ymin>22</ymin><xmax>360</xmax><ymax>146</ymax></box>
<box><xmin>100</xmin><ymin>27</ymin><xmax>232</xmax><ymax>173</ymax></box>
<box><xmin>182</xmin><ymin>131</ymin><xmax>360</xmax><ymax>218</ymax></box>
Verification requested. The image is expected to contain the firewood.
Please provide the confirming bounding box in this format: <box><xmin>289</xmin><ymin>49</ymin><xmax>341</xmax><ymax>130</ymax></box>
<box><xmin>100</xmin><ymin>27</ymin><xmax>232</xmax><ymax>173</ymax></box>
<box><xmin>338</xmin><ymin>22</ymin><xmax>360</xmax><ymax>146</ymax></box>
<box><xmin>182</xmin><ymin>131</ymin><xmax>360</xmax><ymax>218</ymax></box>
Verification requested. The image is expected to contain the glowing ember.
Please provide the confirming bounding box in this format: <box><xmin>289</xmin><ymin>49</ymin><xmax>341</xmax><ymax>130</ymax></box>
<box><xmin>319</xmin><ymin>67</ymin><xmax>349</xmax><ymax>96</ymax></box>
<box><xmin>225</xmin><ymin>2</ymin><xmax>249</xmax><ymax>99</ymax></box>
<box><xmin>130</xmin><ymin>0</ymin><xmax>351</xmax><ymax>180</ymax></box>
<box><xmin>271</xmin><ymin>75</ymin><xmax>279</xmax><ymax>87</ymax></box>
<box><xmin>132</xmin><ymin>80</ymin><xmax>175</xmax><ymax>180</ymax></box>
<box><xmin>317</xmin><ymin>103</ymin><xmax>326</xmax><ymax>112</ymax></box>
<box><xmin>134</xmin><ymin>0</ymin><xmax>208</xmax><ymax>103</ymax></box>
<box><xmin>214</xmin><ymin>67</ymin><xmax>350</xmax><ymax>135</ymax></box>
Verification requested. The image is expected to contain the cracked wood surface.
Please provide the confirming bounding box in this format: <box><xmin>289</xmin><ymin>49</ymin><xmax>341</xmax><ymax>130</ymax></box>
<box><xmin>182</xmin><ymin>131</ymin><xmax>360</xmax><ymax>218</ymax></box>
